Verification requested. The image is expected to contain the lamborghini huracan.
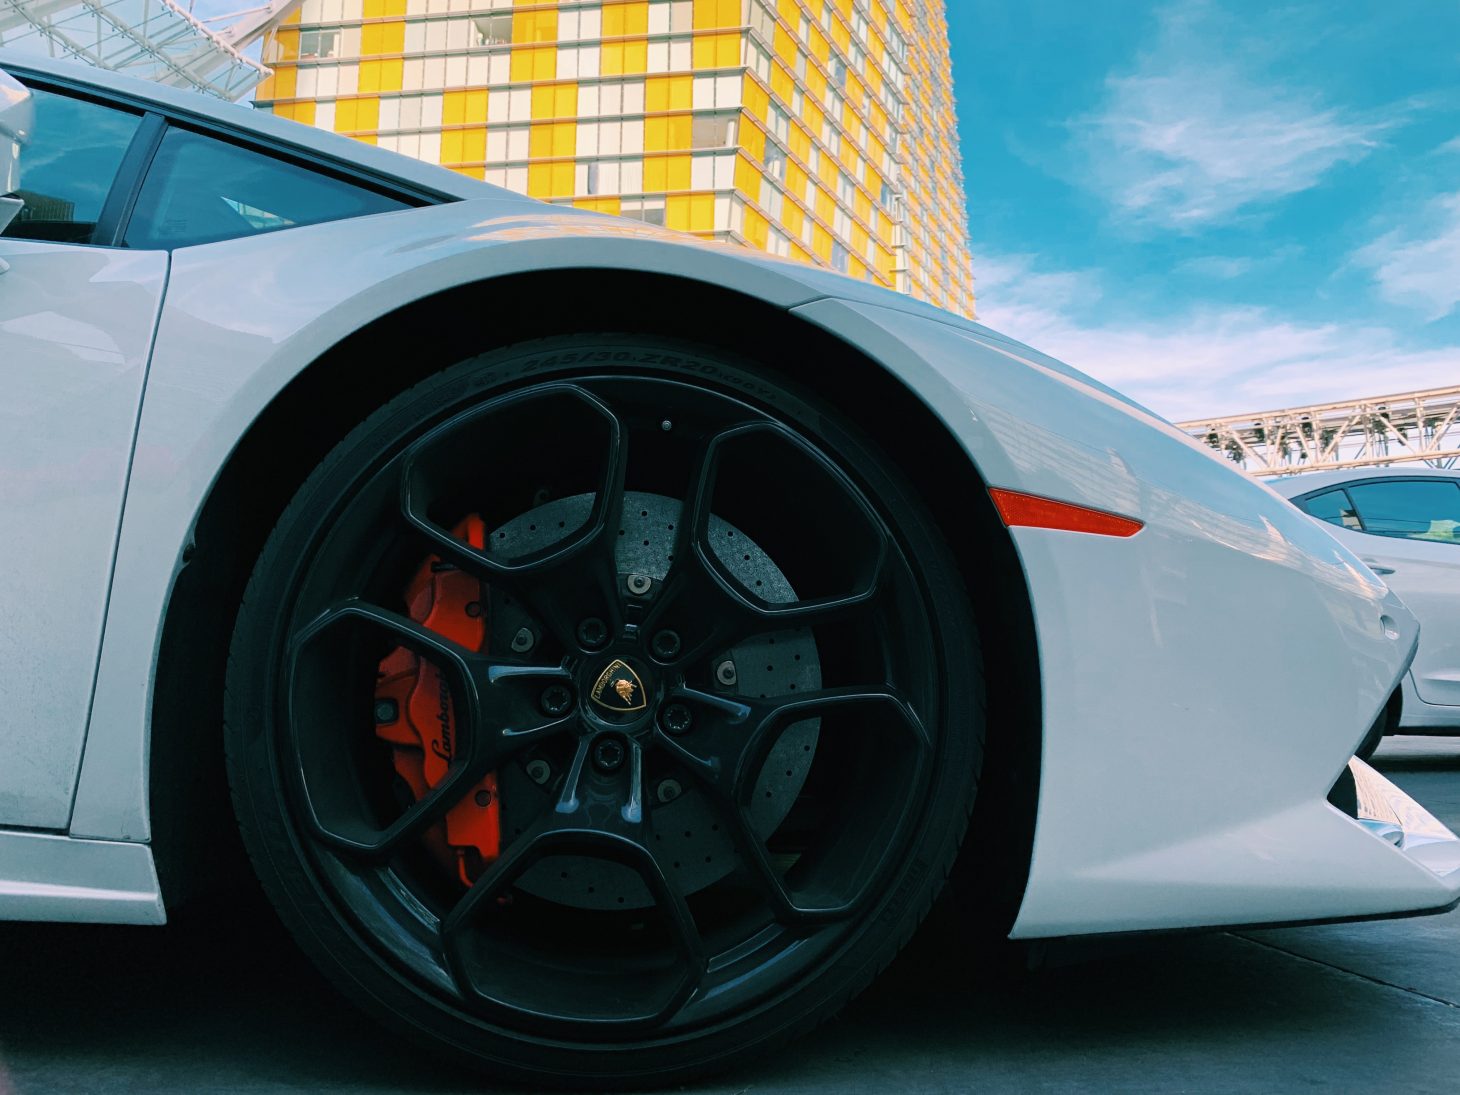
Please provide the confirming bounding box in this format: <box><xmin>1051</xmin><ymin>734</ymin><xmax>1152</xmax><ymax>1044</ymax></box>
<box><xmin>2</xmin><ymin>54</ymin><xmax>1457</xmax><ymax>1087</ymax></box>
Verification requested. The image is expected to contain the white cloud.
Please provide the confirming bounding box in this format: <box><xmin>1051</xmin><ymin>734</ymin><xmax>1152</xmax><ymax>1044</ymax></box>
<box><xmin>1073</xmin><ymin>2</ymin><xmax>1388</xmax><ymax>230</ymax></box>
<box><xmin>1355</xmin><ymin>191</ymin><xmax>1460</xmax><ymax>321</ymax></box>
<box><xmin>1175</xmin><ymin>255</ymin><xmax>1253</xmax><ymax>279</ymax></box>
<box><xmin>973</xmin><ymin>248</ymin><xmax>1460</xmax><ymax>421</ymax></box>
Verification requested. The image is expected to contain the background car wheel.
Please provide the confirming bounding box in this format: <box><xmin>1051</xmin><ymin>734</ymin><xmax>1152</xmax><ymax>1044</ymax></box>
<box><xmin>1356</xmin><ymin>687</ymin><xmax>1402</xmax><ymax>762</ymax></box>
<box><xmin>224</xmin><ymin>336</ymin><xmax>985</xmax><ymax>1087</ymax></box>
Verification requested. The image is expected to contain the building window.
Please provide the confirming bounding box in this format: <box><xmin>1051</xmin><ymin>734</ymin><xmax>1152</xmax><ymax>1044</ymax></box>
<box><xmin>691</xmin><ymin>113</ymin><xmax>736</xmax><ymax>148</ymax></box>
<box><xmin>831</xmin><ymin>240</ymin><xmax>850</xmax><ymax>272</ymax></box>
<box><xmin>299</xmin><ymin>29</ymin><xmax>339</xmax><ymax>59</ymax></box>
<box><xmin>474</xmin><ymin>13</ymin><xmax>512</xmax><ymax>46</ymax></box>
<box><xmin>764</xmin><ymin>140</ymin><xmax>787</xmax><ymax>180</ymax></box>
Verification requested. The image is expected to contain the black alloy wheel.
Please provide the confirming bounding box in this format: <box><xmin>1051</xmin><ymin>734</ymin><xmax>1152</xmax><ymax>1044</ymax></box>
<box><xmin>225</xmin><ymin>336</ymin><xmax>985</xmax><ymax>1086</ymax></box>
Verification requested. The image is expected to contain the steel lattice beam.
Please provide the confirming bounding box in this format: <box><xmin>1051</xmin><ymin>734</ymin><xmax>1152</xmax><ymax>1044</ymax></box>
<box><xmin>1179</xmin><ymin>385</ymin><xmax>1460</xmax><ymax>477</ymax></box>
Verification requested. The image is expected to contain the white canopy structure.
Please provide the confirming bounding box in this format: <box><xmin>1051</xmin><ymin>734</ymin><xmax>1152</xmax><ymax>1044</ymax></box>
<box><xmin>0</xmin><ymin>0</ymin><xmax>272</xmax><ymax>99</ymax></box>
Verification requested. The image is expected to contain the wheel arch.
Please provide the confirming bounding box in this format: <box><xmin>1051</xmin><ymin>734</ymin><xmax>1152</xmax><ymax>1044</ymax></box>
<box><xmin>148</xmin><ymin>267</ymin><xmax>1040</xmax><ymax>935</ymax></box>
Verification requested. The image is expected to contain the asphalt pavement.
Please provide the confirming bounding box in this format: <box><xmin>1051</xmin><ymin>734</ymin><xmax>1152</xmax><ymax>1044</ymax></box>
<box><xmin>3</xmin><ymin>737</ymin><xmax>1460</xmax><ymax>1093</ymax></box>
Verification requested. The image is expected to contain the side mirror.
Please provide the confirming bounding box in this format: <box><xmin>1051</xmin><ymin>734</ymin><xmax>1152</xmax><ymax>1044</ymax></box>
<box><xmin>0</xmin><ymin>68</ymin><xmax>34</xmax><ymax>236</ymax></box>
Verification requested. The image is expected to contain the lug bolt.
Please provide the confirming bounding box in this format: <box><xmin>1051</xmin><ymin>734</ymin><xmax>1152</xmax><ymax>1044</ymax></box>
<box><xmin>510</xmin><ymin>626</ymin><xmax>535</xmax><ymax>653</ymax></box>
<box><xmin>657</xmin><ymin>779</ymin><xmax>682</xmax><ymax>804</ymax></box>
<box><xmin>464</xmin><ymin>601</ymin><xmax>483</xmax><ymax>618</ymax></box>
<box><xmin>660</xmin><ymin>702</ymin><xmax>693</xmax><ymax>736</ymax></box>
<box><xmin>577</xmin><ymin>617</ymin><xmax>609</xmax><ymax>650</ymax></box>
<box><xmin>660</xmin><ymin>419</ymin><xmax>673</xmax><ymax>432</ymax></box>
<box><xmin>474</xmin><ymin>789</ymin><xmax>493</xmax><ymax>807</ymax></box>
<box><xmin>651</xmin><ymin>629</ymin><xmax>682</xmax><ymax>660</ymax></box>
<box><xmin>374</xmin><ymin>699</ymin><xmax>398</xmax><ymax>724</ymax></box>
<box><xmin>591</xmin><ymin>735</ymin><xmax>627</xmax><ymax>774</ymax></box>
<box><xmin>715</xmin><ymin>659</ymin><xmax>738</xmax><ymax>687</ymax></box>
<box><xmin>626</xmin><ymin>573</ymin><xmax>653</xmax><ymax>596</ymax></box>
<box><xmin>540</xmin><ymin>684</ymin><xmax>573</xmax><ymax>717</ymax></box>
<box><xmin>525</xmin><ymin>758</ymin><xmax>552</xmax><ymax>785</ymax></box>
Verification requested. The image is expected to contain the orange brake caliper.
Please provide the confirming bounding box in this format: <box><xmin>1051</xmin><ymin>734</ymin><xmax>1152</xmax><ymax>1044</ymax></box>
<box><xmin>373</xmin><ymin>515</ymin><xmax>500</xmax><ymax>887</ymax></box>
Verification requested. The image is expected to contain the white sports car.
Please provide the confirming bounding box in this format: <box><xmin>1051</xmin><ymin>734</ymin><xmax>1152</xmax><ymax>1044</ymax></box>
<box><xmin>2</xmin><ymin>54</ymin><xmax>1458</xmax><ymax>1087</ymax></box>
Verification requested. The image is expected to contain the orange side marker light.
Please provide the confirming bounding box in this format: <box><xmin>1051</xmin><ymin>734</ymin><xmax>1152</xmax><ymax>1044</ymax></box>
<box><xmin>988</xmin><ymin>488</ymin><xmax>1144</xmax><ymax>538</ymax></box>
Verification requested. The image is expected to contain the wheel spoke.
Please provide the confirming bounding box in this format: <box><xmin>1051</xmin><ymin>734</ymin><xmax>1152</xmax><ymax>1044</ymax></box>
<box><xmin>644</xmin><ymin>422</ymin><xmax>889</xmax><ymax>667</ymax></box>
<box><xmin>657</xmin><ymin>686</ymin><xmax>927</xmax><ymax>924</ymax></box>
<box><xmin>397</xmin><ymin>383</ymin><xmax>630</xmax><ymax>650</ymax></box>
<box><xmin>440</xmin><ymin>737</ymin><xmax>706</xmax><ymax>1027</ymax></box>
<box><xmin>287</xmin><ymin>599</ymin><xmax>577</xmax><ymax>857</ymax></box>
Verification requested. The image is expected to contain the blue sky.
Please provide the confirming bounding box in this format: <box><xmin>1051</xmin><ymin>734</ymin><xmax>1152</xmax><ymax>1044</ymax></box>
<box><xmin>948</xmin><ymin>0</ymin><xmax>1460</xmax><ymax>420</ymax></box>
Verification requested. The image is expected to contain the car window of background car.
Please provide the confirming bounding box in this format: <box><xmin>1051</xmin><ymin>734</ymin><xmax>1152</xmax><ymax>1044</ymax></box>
<box><xmin>1345</xmin><ymin>480</ymin><xmax>1460</xmax><ymax>543</ymax></box>
<box><xmin>1296</xmin><ymin>488</ymin><xmax>1364</xmax><ymax>530</ymax></box>
<box><xmin>0</xmin><ymin>85</ymin><xmax>140</xmax><ymax>245</ymax></box>
<box><xmin>122</xmin><ymin>127</ymin><xmax>409</xmax><ymax>250</ymax></box>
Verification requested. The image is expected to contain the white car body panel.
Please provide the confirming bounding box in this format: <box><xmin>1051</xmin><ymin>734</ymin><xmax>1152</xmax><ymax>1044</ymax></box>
<box><xmin>2</xmin><ymin>52</ymin><xmax>1459</xmax><ymax>933</ymax></box>
<box><xmin>0</xmin><ymin>240</ymin><xmax>168</xmax><ymax>828</ymax></box>
<box><xmin>1270</xmin><ymin>468</ymin><xmax>1460</xmax><ymax>727</ymax></box>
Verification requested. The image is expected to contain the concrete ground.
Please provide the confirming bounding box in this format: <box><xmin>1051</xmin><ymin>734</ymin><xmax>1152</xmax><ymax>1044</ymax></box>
<box><xmin>3</xmin><ymin>737</ymin><xmax>1459</xmax><ymax>1094</ymax></box>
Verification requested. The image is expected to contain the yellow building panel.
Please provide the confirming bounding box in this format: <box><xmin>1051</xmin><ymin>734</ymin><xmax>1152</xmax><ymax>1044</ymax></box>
<box><xmin>445</xmin><ymin>89</ymin><xmax>490</xmax><ymax>126</ymax></box>
<box><xmin>363</xmin><ymin>0</ymin><xmax>407</xmax><ymax>17</ymax></box>
<box><xmin>811</xmin><ymin>223</ymin><xmax>832</xmax><ymax>261</ymax></box>
<box><xmin>770</xmin><ymin>61</ymin><xmax>795</xmax><ymax>104</ymax></box>
<box><xmin>512</xmin><ymin>46</ymin><xmax>557</xmax><ymax>82</ymax></box>
<box><xmin>786</xmin><ymin>160</ymin><xmax>808</xmax><ymax>199</ymax></box>
<box><xmin>808</xmin><ymin>27</ymin><xmax>829</xmax><ymax>63</ymax></box>
<box><xmin>783</xmin><ymin>200</ymin><xmax>805</xmax><ymax>237</ymax></box>
<box><xmin>334</xmin><ymin>96</ymin><xmax>379</xmax><ymax>134</ymax></box>
<box><xmin>692</xmin><ymin>0</ymin><xmax>741</xmax><ymax>30</ymax></box>
<box><xmin>693</xmin><ymin>32</ymin><xmax>740</xmax><ymax>68</ymax></box>
<box><xmin>552</xmin><ymin>122</ymin><xmax>577</xmax><ymax>157</ymax></box>
<box><xmin>814</xmin><ymin>186</ymin><xmax>834</xmax><ymax>223</ymax></box>
<box><xmin>805</xmin><ymin>66</ymin><xmax>827</xmax><ymax>102</ymax></box>
<box><xmin>575</xmin><ymin>197</ymin><xmax>623</xmax><ymax>215</ymax></box>
<box><xmin>743</xmin><ymin>206</ymin><xmax>770</xmax><ymax>249</ymax></box>
<box><xmin>603</xmin><ymin>1</ymin><xmax>649</xmax><ymax>37</ymax></box>
<box><xmin>602</xmin><ymin>39</ymin><xmax>648</xmax><ymax>75</ymax></box>
<box><xmin>271</xmin><ymin>66</ymin><xmax>297</xmax><ymax>100</ymax></box>
<box><xmin>788</xmin><ymin>124</ymin><xmax>811</xmax><ymax>164</ymax></box>
<box><xmin>646</xmin><ymin>75</ymin><xmax>692</xmax><ymax>113</ymax></box>
<box><xmin>850</xmin><ymin>257</ymin><xmax>867</xmax><ymax>280</ymax></box>
<box><xmin>739</xmin><ymin>115</ymin><xmax>766</xmax><ymax>161</ymax></box>
<box><xmin>361</xmin><ymin>20</ymin><xmax>404</xmax><ymax>56</ymax></box>
<box><xmin>734</xmin><ymin>153</ymin><xmax>762</xmax><ymax>201</ymax></box>
<box><xmin>791</xmin><ymin>242</ymin><xmax>811</xmax><ymax>264</ymax></box>
<box><xmin>830</xmin><ymin>18</ymin><xmax>850</xmax><ymax>52</ymax></box>
<box><xmin>529</xmin><ymin>122</ymin><xmax>554</xmax><ymax>159</ymax></box>
<box><xmin>531</xmin><ymin>82</ymin><xmax>576</xmax><ymax>119</ymax></box>
<box><xmin>742</xmin><ymin>78</ymin><xmax>770</xmax><ymax>123</ymax></box>
<box><xmin>359</xmin><ymin>59</ymin><xmax>403</xmax><ymax>94</ymax></box>
<box><xmin>644</xmin><ymin>113</ymin><xmax>692</xmax><ymax>152</ymax></box>
<box><xmin>777</xmin><ymin>0</ymin><xmax>800</xmax><ymax>22</ymax></box>
<box><xmin>852</xmin><ymin>223</ymin><xmax>869</xmax><ymax>255</ymax></box>
<box><xmin>854</xmin><ymin>189</ymin><xmax>872</xmax><ymax>223</ymax></box>
<box><xmin>513</xmin><ymin>8</ymin><xmax>558</xmax><ymax>44</ymax></box>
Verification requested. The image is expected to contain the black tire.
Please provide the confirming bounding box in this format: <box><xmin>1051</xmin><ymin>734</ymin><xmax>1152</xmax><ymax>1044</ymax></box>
<box><xmin>224</xmin><ymin>335</ymin><xmax>985</xmax><ymax>1087</ymax></box>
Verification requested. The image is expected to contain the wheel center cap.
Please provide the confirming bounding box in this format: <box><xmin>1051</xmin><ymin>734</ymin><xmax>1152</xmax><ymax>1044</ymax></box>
<box><xmin>588</xmin><ymin>658</ymin><xmax>647</xmax><ymax>714</ymax></box>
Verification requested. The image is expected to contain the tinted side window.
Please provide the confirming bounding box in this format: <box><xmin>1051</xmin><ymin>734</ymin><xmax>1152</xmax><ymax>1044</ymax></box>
<box><xmin>123</xmin><ymin>127</ymin><xmax>408</xmax><ymax>249</ymax></box>
<box><xmin>1297</xmin><ymin>488</ymin><xmax>1362</xmax><ymax>530</ymax></box>
<box><xmin>1</xmin><ymin>87</ymin><xmax>141</xmax><ymax>245</ymax></box>
<box><xmin>1345</xmin><ymin>480</ymin><xmax>1460</xmax><ymax>543</ymax></box>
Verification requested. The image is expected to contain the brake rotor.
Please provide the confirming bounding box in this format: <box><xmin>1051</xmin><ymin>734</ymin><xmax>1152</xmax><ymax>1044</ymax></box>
<box><xmin>492</xmin><ymin>491</ymin><xmax>821</xmax><ymax>911</ymax></box>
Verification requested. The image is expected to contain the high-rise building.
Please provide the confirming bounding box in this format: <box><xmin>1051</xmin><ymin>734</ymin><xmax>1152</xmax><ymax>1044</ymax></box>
<box><xmin>254</xmin><ymin>0</ymin><xmax>975</xmax><ymax>317</ymax></box>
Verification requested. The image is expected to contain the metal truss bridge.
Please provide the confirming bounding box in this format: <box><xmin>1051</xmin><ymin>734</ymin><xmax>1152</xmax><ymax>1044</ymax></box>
<box><xmin>0</xmin><ymin>0</ymin><xmax>281</xmax><ymax>99</ymax></box>
<box><xmin>1179</xmin><ymin>384</ymin><xmax>1460</xmax><ymax>478</ymax></box>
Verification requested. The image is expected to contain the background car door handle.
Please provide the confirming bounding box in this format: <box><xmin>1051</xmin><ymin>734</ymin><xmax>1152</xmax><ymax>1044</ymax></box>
<box><xmin>1362</xmin><ymin>558</ymin><xmax>1397</xmax><ymax>575</ymax></box>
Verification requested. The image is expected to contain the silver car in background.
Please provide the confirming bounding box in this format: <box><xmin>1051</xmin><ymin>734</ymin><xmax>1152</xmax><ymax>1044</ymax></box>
<box><xmin>1272</xmin><ymin>467</ymin><xmax>1460</xmax><ymax>753</ymax></box>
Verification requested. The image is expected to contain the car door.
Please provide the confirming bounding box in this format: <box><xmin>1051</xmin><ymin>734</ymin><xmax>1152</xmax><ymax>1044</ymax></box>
<box><xmin>0</xmin><ymin>74</ymin><xmax>170</xmax><ymax>829</ymax></box>
<box><xmin>1341</xmin><ymin>478</ymin><xmax>1460</xmax><ymax>707</ymax></box>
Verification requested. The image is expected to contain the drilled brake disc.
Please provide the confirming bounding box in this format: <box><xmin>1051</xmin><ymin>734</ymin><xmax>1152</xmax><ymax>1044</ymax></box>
<box><xmin>486</xmin><ymin>491</ymin><xmax>821</xmax><ymax>910</ymax></box>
